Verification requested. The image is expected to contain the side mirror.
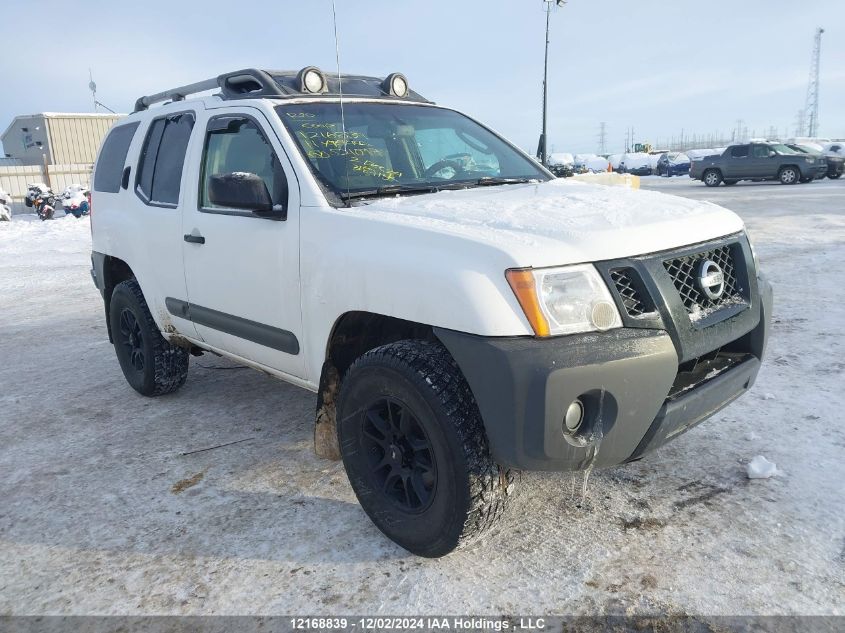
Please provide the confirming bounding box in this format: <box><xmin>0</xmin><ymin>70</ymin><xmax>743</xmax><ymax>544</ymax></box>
<box><xmin>768</xmin><ymin>150</ymin><xmax>777</xmax><ymax>157</ymax></box>
<box><xmin>208</xmin><ymin>172</ymin><xmax>286</xmax><ymax>220</ymax></box>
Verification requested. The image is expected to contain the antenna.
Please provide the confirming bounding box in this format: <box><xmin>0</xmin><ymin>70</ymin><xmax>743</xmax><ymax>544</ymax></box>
<box><xmin>330</xmin><ymin>0</ymin><xmax>350</xmax><ymax>202</ymax></box>
<box><xmin>88</xmin><ymin>68</ymin><xmax>97</xmax><ymax>111</ymax></box>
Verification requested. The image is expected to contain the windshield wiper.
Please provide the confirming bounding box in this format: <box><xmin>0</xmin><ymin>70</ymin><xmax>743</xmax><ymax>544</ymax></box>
<box><xmin>475</xmin><ymin>177</ymin><xmax>536</xmax><ymax>186</ymax></box>
<box><xmin>338</xmin><ymin>182</ymin><xmax>470</xmax><ymax>201</ymax></box>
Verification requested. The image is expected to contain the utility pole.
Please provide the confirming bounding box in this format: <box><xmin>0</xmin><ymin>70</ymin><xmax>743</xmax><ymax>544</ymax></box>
<box><xmin>597</xmin><ymin>122</ymin><xmax>607</xmax><ymax>154</ymax></box>
<box><xmin>803</xmin><ymin>27</ymin><xmax>824</xmax><ymax>138</ymax></box>
<box><xmin>537</xmin><ymin>0</ymin><xmax>566</xmax><ymax>167</ymax></box>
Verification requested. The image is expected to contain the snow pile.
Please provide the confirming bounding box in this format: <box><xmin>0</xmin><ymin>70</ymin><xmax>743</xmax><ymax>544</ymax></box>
<box><xmin>747</xmin><ymin>455</ymin><xmax>778</xmax><ymax>479</ymax></box>
<box><xmin>686</xmin><ymin>149</ymin><xmax>720</xmax><ymax>161</ymax></box>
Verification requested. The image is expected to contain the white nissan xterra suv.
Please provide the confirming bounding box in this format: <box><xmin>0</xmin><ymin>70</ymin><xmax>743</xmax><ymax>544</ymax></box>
<box><xmin>90</xmin><ymin>67</ymin><xmax>772</xmax><ymax>557</ymax></box>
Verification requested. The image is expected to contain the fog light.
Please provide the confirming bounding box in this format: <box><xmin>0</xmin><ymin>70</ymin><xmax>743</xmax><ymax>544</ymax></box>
<box><xmin>564</xmin><ymin>399</ymin><xmax>584</xmax><ymax>434</ymax></box>
<box><xmin>591</xmin><ymin>300</ymin><xmax>618</xmax><ymax>331</ymax></box>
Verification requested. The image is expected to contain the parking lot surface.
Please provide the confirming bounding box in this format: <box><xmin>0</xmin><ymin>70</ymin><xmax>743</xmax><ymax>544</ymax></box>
<box><xmin>1</xmin><ymin>177</ymin><xmax>844</xmax><ymax>615</ymax></box>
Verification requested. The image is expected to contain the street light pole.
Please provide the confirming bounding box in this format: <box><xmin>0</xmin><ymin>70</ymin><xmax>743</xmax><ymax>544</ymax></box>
<box><xmin>538</xmin><ymin>0</ymin><xmax>565</xmax><ymax>167</ymax></box>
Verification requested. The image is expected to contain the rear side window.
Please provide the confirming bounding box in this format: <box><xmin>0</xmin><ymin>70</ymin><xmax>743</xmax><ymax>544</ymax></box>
<box><xmin>136</xmin><ymin>112</ymin><xmax>195</xmax><ymax>206</ymax></box>
<box><xmin>93</xmin><ymin>122</ymin><xmax>139</xmax><ymax>193</ymax></box>
<box><xmin>730</xmin><ymin>145</ymin><xmax>749</xmax><ymax>158</ymax></box>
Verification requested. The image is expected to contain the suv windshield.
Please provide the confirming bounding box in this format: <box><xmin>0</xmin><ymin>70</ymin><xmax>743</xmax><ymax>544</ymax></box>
<box><xmin>770</xmin><ymin>143</ymin><xmax>799</xmax><ymax>155</ymax></box>
<box><xmin>276</xmin><ymin>103</ymin><xmax>549</xmax><ymax>201</ymax></box>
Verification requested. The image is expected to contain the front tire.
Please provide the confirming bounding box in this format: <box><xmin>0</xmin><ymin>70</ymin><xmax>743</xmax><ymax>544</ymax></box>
<box><xmin>337</xmin><ymin>340</ymin><xmax>515</xmax><ymax>557</ymax></box>
<box><xmin>779</xmin><ymin>166</ymin><xmax>799</xmax><ymax>185</ymax></box>
<box><xmin>109</xmin><ymin>279</ymin><xmax>189</xmax><ymax>396</ymax></box>
<box><xmin>703</xmin><ymin>169</ymin><xmax>722</xmax><ymax>187</ymax></box>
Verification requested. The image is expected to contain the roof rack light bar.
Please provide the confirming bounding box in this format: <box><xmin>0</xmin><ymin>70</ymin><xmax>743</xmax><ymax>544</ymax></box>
<box><xmin>134</xmin><ymin>68</ymin><xmax>285</xmax><ymax>113</ymax></box>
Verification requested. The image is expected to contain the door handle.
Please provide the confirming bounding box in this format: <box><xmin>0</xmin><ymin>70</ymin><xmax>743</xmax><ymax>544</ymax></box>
<box><xmin>184</xmin><ymin>234</ymin><xmax>205</xmax><ymax>244</ymax></box>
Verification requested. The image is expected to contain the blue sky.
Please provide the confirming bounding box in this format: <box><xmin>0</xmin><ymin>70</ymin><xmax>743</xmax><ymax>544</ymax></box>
<box><xmin>1</xmin><ymin>0</ymin><xmax>843</xmax><ymax>154</ymax></box>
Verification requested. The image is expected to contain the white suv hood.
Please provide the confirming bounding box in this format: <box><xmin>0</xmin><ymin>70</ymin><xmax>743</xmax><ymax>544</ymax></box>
<box><xmin>351</xmin><ymin>178</ymin><xmax>744</xmax><ymax>267</ymax></box>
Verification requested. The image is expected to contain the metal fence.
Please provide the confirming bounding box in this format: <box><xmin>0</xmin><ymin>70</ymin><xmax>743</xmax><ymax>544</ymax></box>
<box><xmin>0</xmin><ymin>163</ymin><xmax>93</xmax><ymax>214</ymax></box>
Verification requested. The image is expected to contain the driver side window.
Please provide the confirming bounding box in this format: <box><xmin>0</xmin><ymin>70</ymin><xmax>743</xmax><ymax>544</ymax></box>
<box><xmin>751</xmin><ymin>145</ymin><xmax>770</xmax><ymax>158</ymax></box>
<box><xmin>200</xmin><ymin>116</ymin><xmax>288</xmax><ymax>211</ymax></box>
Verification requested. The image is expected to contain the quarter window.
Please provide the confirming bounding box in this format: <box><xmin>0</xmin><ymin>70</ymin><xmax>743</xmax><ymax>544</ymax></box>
<box><xmin>136</xmin><ymin>112</ymin><xmax>195</xmax><ymax>206</ymax></box>
<box><xmin>200</xmin><ymin>117</ymin><xmax>288</xmax><ymax>211</ymax></box>
<box><xmin>93</xmin><ymin>122</ymin><xmax>139</xmax><ymax>193</ymax></box>
<box><xmin>730</xmin><ymin>145</ymin><xmax>749</xmax><ymax>158</ymax></box>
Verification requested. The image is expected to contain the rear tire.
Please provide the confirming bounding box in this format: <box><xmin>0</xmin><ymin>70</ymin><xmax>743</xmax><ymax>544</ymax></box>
<box><xmin>703</xmin><ymin>169</ymin><xmax>722</xmax><ymax>187</ymax></box>
<box><xmin>828</xmin><ymin>172</ymin><xmax>841</xmax><ymax>180</ymax></box>
<box><xmin>779</xmin><ymin>166</ymin><xmax>799</xmax><ymax>185</ymax></box>
<box><xmin>337</xmin><ymin>340</ymin><xmax>516</xmax><ymax>557</ymax></box>
<box><xmin>109</xmin><ymin>279</ymin><xmax>189</xmax><ymax>396</ymax></box>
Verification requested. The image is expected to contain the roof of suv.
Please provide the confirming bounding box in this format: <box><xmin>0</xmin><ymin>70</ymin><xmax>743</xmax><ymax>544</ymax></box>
<box><xmin>134</xmin><ymin>67</ymin><xmax>430</xmax><ymax>113</ymax></box>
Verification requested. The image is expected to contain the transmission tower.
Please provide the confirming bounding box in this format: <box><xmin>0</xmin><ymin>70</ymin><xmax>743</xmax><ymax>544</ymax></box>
<box><xmin>597</xmin><ymin>122</ymin><xmax>607</xmax><ymax>154</ymax></box>
<box><xmin>802</xmin><ymin>27</ymin><xmax>824</xmax><ymax>138</ymax></box>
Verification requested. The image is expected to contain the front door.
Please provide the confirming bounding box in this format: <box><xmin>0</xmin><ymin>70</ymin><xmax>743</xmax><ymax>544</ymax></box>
<box><xmin>180</xmin><ymin>107</ymin><xmax>305</xmax><ymax>379</ymax></box>
<box><xmin>749</xmin><ymin>144</ymin><xmax>778</xmax><ymax>178</ymax></box>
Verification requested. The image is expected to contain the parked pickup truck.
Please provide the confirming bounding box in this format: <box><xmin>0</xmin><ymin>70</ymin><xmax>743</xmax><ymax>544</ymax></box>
<box><xmin>90</xmin><ymin>67</ymin><xmax>772</xmax><ymax>557</ymax></box>
<box><xmin>690</xmin><ymin>142</ymin><xmax>824</xmax><ymax>186</ymax></box>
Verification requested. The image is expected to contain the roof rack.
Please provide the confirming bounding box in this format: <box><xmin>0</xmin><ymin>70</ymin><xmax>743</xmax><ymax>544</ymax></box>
<box><xmin>133</xmin><ymin>68</ymin><xmax>285</xmax><ymax>112</ymax></box>
<box><xmin>134</xmin><ymin>67</ymin><xmax>430</xmax><ymax>113</ymax></box>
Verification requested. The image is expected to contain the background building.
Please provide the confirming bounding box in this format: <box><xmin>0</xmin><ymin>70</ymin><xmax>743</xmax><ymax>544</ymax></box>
<box><xmin>1</xmin><ymin>112</ymin><xmax>122</xmax><ymax>166</ymax></box>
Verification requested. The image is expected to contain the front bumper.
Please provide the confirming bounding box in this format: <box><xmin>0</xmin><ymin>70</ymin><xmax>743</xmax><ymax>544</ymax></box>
<box><xmin>434</xmin><ymin>273</ymin><xmax>773</xmax><ymax>472</ymax></box>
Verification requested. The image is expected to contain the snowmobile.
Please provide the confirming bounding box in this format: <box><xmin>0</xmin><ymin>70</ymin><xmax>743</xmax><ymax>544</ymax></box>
<box><xmin>25</xmin><ymin>183</ymin><xmax>57</xmax><ymax>221</ymax></box>
<box><xmin>59</xmin><ymin>184</ymin><xmax>91</xmax><ymax>218</ymax></box>
<box><xmin>0</xmin><ymin>188</ymin><xmax>12</xmax><ymax>221</ymax></box>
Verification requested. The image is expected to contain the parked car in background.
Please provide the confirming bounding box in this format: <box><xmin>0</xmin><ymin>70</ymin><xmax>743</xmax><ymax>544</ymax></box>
<box><xmin>690</xmin><ymin>142</ymin><xmax>821</xmax><ymax>186</ymax></box>
<box><xmin>548</xmin><ymin>153</ymin><xmax>575</xmax><ymax>177</ymax></box>
<box><xmin>607</xmin><ymin>153</ymin><xmax>624</xmax><ymax>171</ymax></box>
<box><xmin>618</xmin><ymin>152</ymin><xmax>652</xmax><ymax>176</ymax></box>
<box><xmin>823</xmin><ymin>142</ymin><xmax>844</xmax><ymax>158</ymax></box>
<box><xmin>786</xmin><ymin>144</ymin><xmax>839</xmax><ymax>180</ymax></box>
<box><xmin>573</xmin><ymin>154</ymin><xmax>609</xmax><ymax>173</ymax></box>
<box><xmin>655</xmin><ymin>152</ymin><xmax>691</xmax><ymax>177</ymax></box>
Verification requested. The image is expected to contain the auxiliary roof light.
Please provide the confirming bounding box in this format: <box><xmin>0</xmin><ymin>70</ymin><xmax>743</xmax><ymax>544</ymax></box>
<box><xmin>298</xmin><ymin>66</ymin><xmax>327</xmax><ymax>94</ymax></box>
<box><xmin>383</xmin><ymin>73</ymin><xmax>409</xmax><ymax>98</ymax></box>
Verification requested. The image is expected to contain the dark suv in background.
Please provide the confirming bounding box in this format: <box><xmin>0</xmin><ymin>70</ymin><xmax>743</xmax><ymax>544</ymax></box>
<box><xmin>690</xmin><ymin>142</ymin><xmax>822</xmax><ymax>186</ymax></box>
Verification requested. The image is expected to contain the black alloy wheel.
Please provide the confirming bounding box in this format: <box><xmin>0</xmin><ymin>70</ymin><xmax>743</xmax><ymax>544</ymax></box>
<box><xmin>361</xmin><ymin>397</ymin><xmax>437</xmax><ymax>513</ymax></box>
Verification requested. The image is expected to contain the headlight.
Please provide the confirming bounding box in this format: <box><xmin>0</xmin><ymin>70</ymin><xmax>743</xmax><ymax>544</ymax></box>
<box><xmin>506</xmin><ymin>264</ymin><xmax>622</xmax><ymax>337</ymax></box>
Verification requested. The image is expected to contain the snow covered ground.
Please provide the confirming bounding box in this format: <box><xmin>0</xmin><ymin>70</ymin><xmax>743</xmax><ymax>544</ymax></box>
<box><xmin>1</xmin><ymin>180</ymin><xmax>844</xmax><ymax>616</ymax></box>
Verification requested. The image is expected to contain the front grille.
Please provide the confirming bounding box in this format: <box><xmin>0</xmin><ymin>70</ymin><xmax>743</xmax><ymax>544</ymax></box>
<box><xmin>610</xmin><ymin>268</ymin><xmax>650</xmax><ymax>317</ymax></box>
<box><xmin>663</xmin><ymin>244</ymin><xmax>744</xmax><ymax>319</ymax></box>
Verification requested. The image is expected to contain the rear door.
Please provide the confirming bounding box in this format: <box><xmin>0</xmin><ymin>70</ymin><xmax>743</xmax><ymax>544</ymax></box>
<box><xmin>725</xmin><ymin>144</ymin><xmax>750</xmax><ymax>178</ymax></box>
<box><xmin>180</xmin><ymin>107</ymin><xmax>305</xmax><ymax>378</ymax></box>
<box><xmin>125</xmin><ymin>110</ymin><xmax>199</xmax><ymax>339</ymax></box>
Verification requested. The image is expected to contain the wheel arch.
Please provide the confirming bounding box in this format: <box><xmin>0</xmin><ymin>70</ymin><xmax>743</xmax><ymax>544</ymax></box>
<box><xmin>313</xmin><ymin>311</ymin><xmax>437</xmax><ymax>460</ymax></box>
<box><xmin>101</xmin><ymin>255</ymin><xmax>137</xmax><ymax>342</ymax></box>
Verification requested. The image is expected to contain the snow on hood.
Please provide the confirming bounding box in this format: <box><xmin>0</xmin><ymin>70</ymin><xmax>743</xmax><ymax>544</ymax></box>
<box><xmin>350</xmin><ymin>178</ymin><xmax>744</xmax><ymax>267</ymax></box>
